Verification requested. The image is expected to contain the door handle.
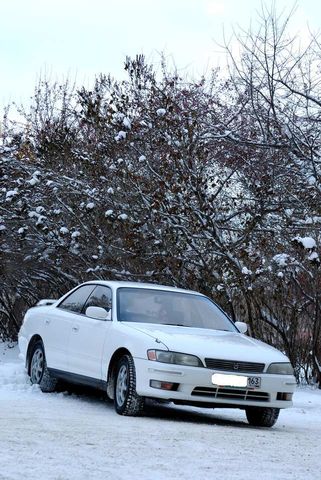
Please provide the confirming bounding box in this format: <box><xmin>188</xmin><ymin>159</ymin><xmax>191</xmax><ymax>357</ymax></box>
<box><xmin>72</xmin><ymin>326</ymin><xmax>79</xmax><ymax>332</ymax></box>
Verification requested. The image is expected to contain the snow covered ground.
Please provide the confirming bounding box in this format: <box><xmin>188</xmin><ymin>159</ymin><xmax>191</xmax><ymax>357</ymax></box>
<box><xmin>1</xmin><ymin>342</ymin><xmax>320</xmax><ymax>480</ymax></box>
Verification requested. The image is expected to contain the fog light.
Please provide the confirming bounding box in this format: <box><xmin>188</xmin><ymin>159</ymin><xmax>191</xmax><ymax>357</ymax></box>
<box><xmin>150</xmin><ymin>380</ymin><xmax>178</xmax><ymax>391</ymax></box>
<box><xmin>277</xmin><ymin>392</ymin><xmax>293</xmax><ymax>401</ymax></box>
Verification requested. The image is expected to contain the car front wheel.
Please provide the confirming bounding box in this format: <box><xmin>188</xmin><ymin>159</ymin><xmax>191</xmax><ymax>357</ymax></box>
<box><xmin>29</xmin><ymin>341</ymin><xmax>57</xmax><ymax>392</ymax></box>
<box><xmin>114</xmin><ymin>354</ymin><xmax>144</xmax><ymax>416</ymax></box>
<box><xmin>245</xmin><ymin>407</ymin><xmax>280</xmax><ymax>427</ymax></box>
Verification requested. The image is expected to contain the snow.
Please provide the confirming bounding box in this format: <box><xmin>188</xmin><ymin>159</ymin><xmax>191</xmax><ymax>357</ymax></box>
<box><xmin>241</xmin><ymin>266</ymin><xmax>252</xmax><ymax>275</ymax></box>
<box><xmin>123</xmin><ymin>117</ymin><xmax>131</xmax><ymax>129</ymax></box>
<box><xmin>86</xmin><ymin>202</ymin><xmax>95</xmax><ymax>210</ymax></box>
<box><xmin>5</xmin><ymin>190</ymin><xmax>18</xmax><ymax>199</ymax></box>
<box><xmin>27</xmin><ymin>172</ymin><xmax>41</xmax><ymax>187</ymax></box>
<box><xmin>273</xmin><ymin>254</ymin><xmax>289</xmax><ymax>267</ymax></box>
<box><xmin>114</xmin><ymin>131</ymin><xmax>127</xmax><ymax>141</ymax></box>
<box><xmin>118</xmin><ymin>213</ymin><xmax>128</xmax><ymax>221</ymax></box>
<box><xmin>293</xmin><ymin>236</ymin><xmax>316</xmax><ymax>249</ymax></box>
<box><xmin>59</xmin><ymin>227</ymin><xmax>69</xmax><ymax>235</ymax></box>
<box><xmin>28</xmin><ymin>210</ymin><xmax>46</xmax><ymax>225</ymax></box>
<box><xmin>308</xmin><ymin>176</ymin><xmax>316</xmax><ymax>185</ymax></box>
<box><xmin>156</xmin><ymin>108</ymin><xmax>166</xmax><ymax>116</ymax></box>
<box><xmin>1</xmin><ymin>342</ymin><xmax>320</xmax><ymax>480</ymax></box>
<box><xmin>105</xmin><ymin>209</ymin><xmax>114</xmax><ymax>217</ymax></box>
<box><xmin>28</xmin><ymin>178</ymin><xmax>38</xmax><ymax>186</ymax></box>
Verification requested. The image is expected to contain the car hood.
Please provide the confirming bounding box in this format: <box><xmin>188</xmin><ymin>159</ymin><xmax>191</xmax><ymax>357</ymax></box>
<box><xmin>123</xmin><ymin>322</ymin><xmax>288</xmax><ymax>364</ymax></box>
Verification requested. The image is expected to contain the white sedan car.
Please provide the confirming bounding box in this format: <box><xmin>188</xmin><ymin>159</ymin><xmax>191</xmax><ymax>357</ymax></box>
<box><xmin>19</xmin><ymin>281</ymin><xmax>296</xmax><ymax>427</ymax></box>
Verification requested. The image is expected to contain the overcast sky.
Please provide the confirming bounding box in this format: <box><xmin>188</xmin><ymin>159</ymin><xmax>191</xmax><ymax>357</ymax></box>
<box><xmin>0</xmin><ymin>0</ymin><xmax>320</xmax><ymax>109</ymax></box>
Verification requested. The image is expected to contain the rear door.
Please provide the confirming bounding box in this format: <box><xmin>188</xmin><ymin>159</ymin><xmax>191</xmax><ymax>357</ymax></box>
<box><xmin>67</xmin><ymin>285</ymin><xmax>113</xmax><ymax>380</ymax></box>
<box><xmin>44</xmin><ymin>284</ymin><xmax>96</xmax><ymax>371</ymax></box>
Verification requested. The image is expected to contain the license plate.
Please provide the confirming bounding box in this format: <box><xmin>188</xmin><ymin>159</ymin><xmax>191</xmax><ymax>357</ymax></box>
<box><xmin>247</xmin><ymin>376</ymin><xmax>261</xmax><ymax>388</ymax></box>
<box><xmin>212</xmin><ymin>373</ymin><xmax>261</xmax><ymax>389</ymax></box>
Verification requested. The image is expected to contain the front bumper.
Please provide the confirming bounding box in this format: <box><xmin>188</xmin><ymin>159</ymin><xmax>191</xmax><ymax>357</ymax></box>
<box><xmin>134</xmin><ymin>358</ymin><xmax>296</xmax><ymax>409</ymax></box>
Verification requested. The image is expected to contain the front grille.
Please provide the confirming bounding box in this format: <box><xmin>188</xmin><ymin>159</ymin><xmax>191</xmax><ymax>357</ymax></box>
<box><xmin>192</xmin><ymin>386</ymin><xmax>269</xmax><ymax>402</ymax></box>
<box><xmin>205</xmin><ymin>358</ymin><xmax>265</xmax><ymax>373</ymax></box>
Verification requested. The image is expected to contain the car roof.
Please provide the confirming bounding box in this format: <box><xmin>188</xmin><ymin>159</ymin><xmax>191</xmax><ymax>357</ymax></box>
<box><xmin>81</xmin><ymin>280</ymin><xmax>203</xmax><ymax>296</ymax></box>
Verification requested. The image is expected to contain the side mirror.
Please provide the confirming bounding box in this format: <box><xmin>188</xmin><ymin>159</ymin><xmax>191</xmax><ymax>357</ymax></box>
<box><xmin>235</xmin><ymin>321</ymin><xmax>248</xmax><ymax>334</ymax></box>
<box><xmin>85</xmin><ymin>306</ymin><xmax>111</xmax><ymax>321</ymax></box>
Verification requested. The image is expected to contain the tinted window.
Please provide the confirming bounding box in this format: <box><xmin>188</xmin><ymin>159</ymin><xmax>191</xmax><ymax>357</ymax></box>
<box><xmin>83</xmin><ymin>286</ymin><xmax>112</xmax><ymax>313</ymax></box>
<box><xmin>117</xmin><ymin>288</ymin><xmax>237</xmax><ymax>332</ymax></box>
<box><xmin>59</xmin><ymin>285</ymin><xmax>96</xmax><ymax>313</ymax></box>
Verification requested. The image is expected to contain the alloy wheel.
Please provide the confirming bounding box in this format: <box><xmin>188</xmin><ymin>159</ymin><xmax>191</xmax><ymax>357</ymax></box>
<box><xmin>116</xmin><ymin>364</ymin><xmax>128</xmax><ymax>406</ymax></box>
<box><xmin>30</xmin><ymin>348</ymin><xmax>44</xmax><ymax>384</ymax></box>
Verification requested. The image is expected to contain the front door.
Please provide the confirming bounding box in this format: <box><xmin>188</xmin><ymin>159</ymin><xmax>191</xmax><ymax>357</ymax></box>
<box><xmin>67</xmin><ymin>285</ymin><xmax>113</xmax><ymax>380</ymax></box>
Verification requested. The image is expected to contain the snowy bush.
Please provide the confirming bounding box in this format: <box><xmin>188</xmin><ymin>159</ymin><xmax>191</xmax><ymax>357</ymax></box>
<box><xmin>0</xmin><ymin>15</ymin><xmax>321</xmax><ymax>385</ymax></box>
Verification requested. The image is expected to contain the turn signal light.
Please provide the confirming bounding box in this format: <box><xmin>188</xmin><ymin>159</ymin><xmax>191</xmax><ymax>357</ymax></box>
<box><xmin>150</xmin><ymin>380</ymin><xmax>179</xmax><ymax>391</ymax></box>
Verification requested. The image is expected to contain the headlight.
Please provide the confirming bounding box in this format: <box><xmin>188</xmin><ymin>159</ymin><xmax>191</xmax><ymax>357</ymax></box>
<box><xmin>147</xmin><ymin>349</ymin><xmax>203</xmax><ymax>367</ymax></box>
<box><xmin>267</xmin><ymin>362</ymin><xmax>294</xmax><ymax>375</ymax></box>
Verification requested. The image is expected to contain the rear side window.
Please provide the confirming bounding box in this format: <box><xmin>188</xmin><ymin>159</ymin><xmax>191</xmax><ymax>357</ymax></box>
<box><xmin>58</xmin><ymin>285</ymin><xmax>96</xmax><ymax>313</ymax></box>
<box><xmin>83</xmin><ymin>286</ymin><xmax>112</xmax><ymax>313</ymax></box>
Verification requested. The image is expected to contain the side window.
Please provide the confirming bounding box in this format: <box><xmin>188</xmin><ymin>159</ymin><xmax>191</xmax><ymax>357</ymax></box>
<box><xmin>58</xmin><ymin>285</ymin><xmax>96</xmax><ymax>313</ymax></box>
<box><xmin>83</xmin><ymin>286</ymin><xmax>112</xmax><ymax>314</ymax></box>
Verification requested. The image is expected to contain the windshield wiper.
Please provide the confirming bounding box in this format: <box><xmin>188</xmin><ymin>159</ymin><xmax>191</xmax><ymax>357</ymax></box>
<box><xmin>163</xmin><ymin>323</ymin><xmax>191</xmax><ymax>327</ymax></box>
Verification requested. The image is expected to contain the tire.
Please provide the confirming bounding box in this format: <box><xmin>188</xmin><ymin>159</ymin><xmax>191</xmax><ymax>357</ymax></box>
<box><xmin>114</xmin><ymin>354</ymin><xmax>144</xmax><ymax>416</ymax></box>
<box><xmin>29</xmin><ymin>341</ymin><xmax>57</xmax><ymax>393</ymax></box>
<box><xmin>245</xmin><ymin>407</ymin><xmax>280</xmax><ymax>427</ymax></box>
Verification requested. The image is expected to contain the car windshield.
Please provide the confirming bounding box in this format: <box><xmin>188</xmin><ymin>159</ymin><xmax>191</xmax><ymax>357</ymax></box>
<box><xmin>117</xmin><ymin>288</ymin><xmax>237</xmax><ymax>332</ymax></box>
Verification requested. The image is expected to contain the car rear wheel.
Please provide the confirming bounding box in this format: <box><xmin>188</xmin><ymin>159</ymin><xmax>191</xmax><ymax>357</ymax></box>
<box><xmin>245</xmin><ymin>407</ymin><xmax>280</xmax><ymax>427</ymax></box>
<box><xmin>114</xmin><ymin>354</ymin><xmax>144</xmax><ymax>416</ymax></box>
<box><xmin>29</xmin><ymin>341</ymin><xmax>57</xmax><ymax>392</ymax></box>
